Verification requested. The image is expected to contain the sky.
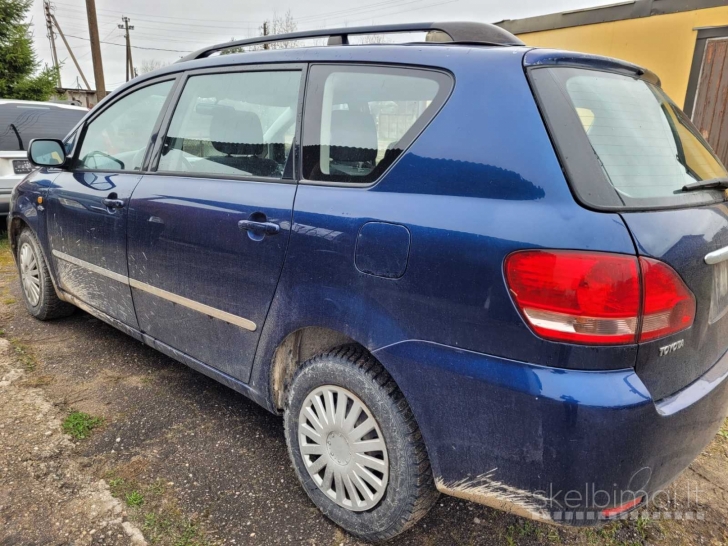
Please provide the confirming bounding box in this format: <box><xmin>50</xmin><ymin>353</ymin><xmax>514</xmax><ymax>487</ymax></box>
<box><xmin>26</xmin><ymin>0</ymin><xmax>615</xmax><ymax>91</ymax></box>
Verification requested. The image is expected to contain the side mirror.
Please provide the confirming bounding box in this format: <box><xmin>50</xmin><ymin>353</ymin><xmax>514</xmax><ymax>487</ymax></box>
<box><xmin>28</xmin><ymin>139</ymin><xmax>67</xmax><ymax>168</ymax></box>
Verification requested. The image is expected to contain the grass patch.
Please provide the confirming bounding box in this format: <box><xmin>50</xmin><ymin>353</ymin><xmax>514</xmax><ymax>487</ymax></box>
<box><xmin>10</xmin><ymin>339</ymin><xmax>38</xmax><ymax>371</ymax></box>
<box><xmin>62</xmin><ymin>411</ymin><xmax>103</xmax><ymax>439</ymax></box>
<box><xmin>0</xmin><ymin>237</ymin><xmax>13</xmax><ymax>268</ymax></box>
<box><xmin>2</xmin><ymin>297</ymin><xmax>15</xmax><ymax>305</ymax></box>
<box><xmin>18</xmin><ymin>374</ymin><xmax>54</xmax><ymax>388</ymax></box>
<box><xmin>719</xmin><ymin>419</ymin><xmax>728</xmax><ymax>439</ymax></box>
<box><xmin>126</xmin><ymin>490</ymin><xmax>145</xmax><ymax>507</ymax></box>
<box><xmin>106</xmin><ymin>470</ymin><xmax>214</xmax><ymax>546</ymax></box>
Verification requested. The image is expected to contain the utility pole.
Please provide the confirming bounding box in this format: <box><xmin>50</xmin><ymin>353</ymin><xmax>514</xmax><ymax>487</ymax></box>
<box><xmin>262</xmin><ymin>21</ymin><xmax>269</xmax><ymax>50</ymax></box>
<box><xmin>118</xmin><ymin>16</ymin><xmax>135</xmax><ymax>81</ymax></box>
<box><xmin>51</xmin><ymin>14</ymin><xmax>91</xmax><ymax>90</ymax></box>
<box><xmin>85</xmin><ymin>0</ymin><xmax>106</xmax><ymax>100</ymax></box>
<box><xmin>43</xmin><ymin>1</ymin><xmax>61</xmax><ymax>87</ymax></box>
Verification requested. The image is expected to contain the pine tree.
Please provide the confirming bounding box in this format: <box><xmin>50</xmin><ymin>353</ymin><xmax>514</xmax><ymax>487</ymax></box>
<box><xmin>0</xmin><ymin>0</ymin><xmax>59</xmax><ymax>100</ymax></box>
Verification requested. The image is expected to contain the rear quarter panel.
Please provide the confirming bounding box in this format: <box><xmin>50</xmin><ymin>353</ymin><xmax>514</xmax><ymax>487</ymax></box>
<box><xmin>249</xmin><ymin>47</ymin><xmax>638</xmax><ymax>402</ymax></box>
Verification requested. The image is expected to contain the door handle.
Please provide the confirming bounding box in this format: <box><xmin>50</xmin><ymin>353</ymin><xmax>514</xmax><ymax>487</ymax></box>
<box><xmin>102</xmin><ymin>198</ymin><xmax>125</xmax><ymax>209</ymax></box>
<box><xmin>238</xmin><ymin>220</ymin><xmax>280</xmax><ymax>236</ymax></box>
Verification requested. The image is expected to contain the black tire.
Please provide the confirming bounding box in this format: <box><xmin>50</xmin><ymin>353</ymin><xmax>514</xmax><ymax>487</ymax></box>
<box><xmin>284</xmin><ymin>345</ymin><xmax>438</xmax><ymax>542</ymax></box>
<box><xmin>16</xmin><ymin>229</ymin><xmax>74</xmax><ymax>321</ymax></box>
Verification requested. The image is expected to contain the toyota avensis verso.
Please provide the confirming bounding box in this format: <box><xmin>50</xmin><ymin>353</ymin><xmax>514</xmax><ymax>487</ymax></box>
<box><xmin>8</xmin><ymin>22</ymin><xmax>728</xmax><ymax>541</ymax></box>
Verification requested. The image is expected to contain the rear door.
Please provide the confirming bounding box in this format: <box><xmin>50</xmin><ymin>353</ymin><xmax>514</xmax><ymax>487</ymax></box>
<box><xmin>127</xmin><ymin>66</ymin><xmax>303</xmax><ymax>381</ymax></box>
<box><xmin>46</xmin><ymin>79</ymin><xmax>175</xmax><ymax>328</ymax></box>
<box><xmin>530</xmin><ymin>65</ymin><xmax>728</xmax><ymax>400</ymax></box>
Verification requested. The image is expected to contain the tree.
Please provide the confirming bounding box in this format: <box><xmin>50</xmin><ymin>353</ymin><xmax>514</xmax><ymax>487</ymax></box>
<box><xmin>263</xmin><ymin>10</ymin><xmax>297</xmax><ymax>49</ymax></box>
<box><xmin>138</xmin><ymin>59</ymin><xmax>168</xmax><ymax>75</ymax></box>
<box><xmin>223</xmin><ymin>10</ymin><xmax>299</xmax><ymax>54</ymax></box>
<box><xmin>0</xmin><ymin>0</ymin><xmax>59</xmax><ymax>100</ymax></box>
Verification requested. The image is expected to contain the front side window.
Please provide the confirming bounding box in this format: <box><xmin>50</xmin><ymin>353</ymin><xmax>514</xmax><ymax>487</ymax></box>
<box><xmin>302</xmin><ymin>65</ymin><xmax>452</xmax><ymax>184</ymax></box>
<box><xmin>157</xmin><ymin>70</ymin><xmax>301</xmax><ymax>179</ymax></box>
<box><xmin>77</xmin><ymin>81</ymin><xmax>173</xmax><ymax>171</ymax></box>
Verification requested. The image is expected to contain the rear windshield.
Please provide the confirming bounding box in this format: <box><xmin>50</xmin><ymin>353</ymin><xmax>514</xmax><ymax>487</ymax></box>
<box><xmin>530</xmin><ymin>67</ymin><xmax>728</xmax><ymax>210</ymax></box>
<box><xmin>0</xmin><ymin>103</ymin><xmax>86</xmax><ymax>152</ymax></box>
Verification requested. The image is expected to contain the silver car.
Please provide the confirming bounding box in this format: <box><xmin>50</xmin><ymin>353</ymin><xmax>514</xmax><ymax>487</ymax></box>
<box><xmin>1</xmin><ymin>100</ymin><xmax>87</xmax><ymax>216</ymax></box>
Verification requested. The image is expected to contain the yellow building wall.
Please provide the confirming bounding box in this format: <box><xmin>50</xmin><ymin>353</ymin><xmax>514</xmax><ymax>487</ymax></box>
<box><xmin>517</xmin><ymin>6</ymin><xmax>728</xmax><ymax>108</ymax></box>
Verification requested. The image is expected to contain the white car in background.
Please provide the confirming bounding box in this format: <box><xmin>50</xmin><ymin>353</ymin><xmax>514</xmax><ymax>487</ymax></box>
<box><xmin>1</xmin><ymin>100</ymin><xmax>87</xmax><ymax>217</ymax></box>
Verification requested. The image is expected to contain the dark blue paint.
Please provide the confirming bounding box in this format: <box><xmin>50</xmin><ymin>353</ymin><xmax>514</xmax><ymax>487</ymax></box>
<box><xmin>622</xmin><ymin>204</ymin><xmax>728</xmax><ymax>399</ymax></box>
<box><xmin>46</xmin><ymin>171</ymin><xmax>141</xmax><ymax>327</ymax></box>
<box><xmin>373</xmin><ymin>340</ymin><xmax>728</xmax><ymax>512</ymax></box>
<box><xmin>8</xmin><ymin>44</ymin><xmax>728</xmax><ymax>521</ymax></box>
<box><xmin>355</xmin><ymin>222</ymin><xmax>410</xmax><ymax>279</ymax></box>
<box><xmin>127</xmin><ymin>174</ymin><xmax>296</xmax><ymax>380</ymax></box>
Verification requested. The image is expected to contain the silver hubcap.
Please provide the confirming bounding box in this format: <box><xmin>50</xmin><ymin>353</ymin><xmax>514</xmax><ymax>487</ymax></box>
<box><xmin>298</xmin><ymin>385</ymin><xmax>389</xmax><ymax>512</ymax></box>
<box><xmin>19</xmin><ymin>242</ymin><xmax>41</xmax><ymax>307</ymax></box>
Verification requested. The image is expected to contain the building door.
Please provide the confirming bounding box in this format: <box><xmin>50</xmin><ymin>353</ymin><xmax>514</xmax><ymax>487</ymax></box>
<box><xmin>692</xmin><ymin>38</ymin><xmax>728</xmax><ymax>166</ymax></box>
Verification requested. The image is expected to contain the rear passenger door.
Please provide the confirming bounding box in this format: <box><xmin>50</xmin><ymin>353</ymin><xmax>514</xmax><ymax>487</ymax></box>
<box><xmin>127</xmin><ymin>66</ymin><xmax>304</xmax><ymax>381</ymax></box>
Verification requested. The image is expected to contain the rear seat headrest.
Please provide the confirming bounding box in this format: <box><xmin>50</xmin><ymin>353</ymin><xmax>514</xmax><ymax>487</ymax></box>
<box><xmin>329</xmin><ymin>110</ymin><xmax>378</xmax><ymax>163</ymax></box>
<box><xmin>210</xmin><ymin>106</ymin><xmax>264</xmax><ymax>156</ymax></box>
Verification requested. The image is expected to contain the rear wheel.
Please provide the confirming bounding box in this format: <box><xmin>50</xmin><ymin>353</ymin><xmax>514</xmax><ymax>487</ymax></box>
<box><xmin>284</xmin><ymin>345</ymin><xmax>438</xmax><ymax>542</ymax></box>
<box><xmin>16</xmin><ymin>229</ymin><xmax>74</xmax><ymax>320</ymax></box>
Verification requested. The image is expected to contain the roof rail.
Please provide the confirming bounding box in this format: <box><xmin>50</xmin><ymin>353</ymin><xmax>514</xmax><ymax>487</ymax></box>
<box><xmin>177</xmin><ymin>21</ymin><xmax>524</xmax><ymax>63</ymax></box>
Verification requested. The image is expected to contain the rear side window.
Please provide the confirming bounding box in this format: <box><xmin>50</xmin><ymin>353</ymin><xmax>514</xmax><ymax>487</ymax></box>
<box><xmin>157</xmin><ymin>70</ymin><xmax>301</xmax><ymax>179</ymax></box>
<box><xmin>530</xmin><ymin>67</ymin><xmax>728</xmax><ymax>210</ymax></box>
<box><xmin>302</xmin><ymin>65</ymin><xmax>452</xmax><ymax>184</ymax></box>
<box><xmin>0</xmin><ymin>104</ymin><xmax>86</xmax><ymax>151</ymax></box>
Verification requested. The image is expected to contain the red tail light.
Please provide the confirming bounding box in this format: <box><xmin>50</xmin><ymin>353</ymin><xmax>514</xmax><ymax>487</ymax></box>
<box><xmin>504</xmin><ymin>250</ymin><xmax>695</xmax><ymax>345</ymax></box>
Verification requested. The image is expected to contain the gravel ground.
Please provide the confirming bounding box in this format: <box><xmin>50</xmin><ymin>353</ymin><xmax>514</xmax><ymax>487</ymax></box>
<box><xmin>0</xmin><ymin>233</ymin><xmax>727</xmax><ymax>546</ymax></box>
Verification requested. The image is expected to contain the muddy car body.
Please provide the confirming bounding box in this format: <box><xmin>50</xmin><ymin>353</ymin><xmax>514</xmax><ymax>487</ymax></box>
<box><xmin>7</xmin><ymin>22</ymin><xmax>728</xmax><ymax>541</ymax></box>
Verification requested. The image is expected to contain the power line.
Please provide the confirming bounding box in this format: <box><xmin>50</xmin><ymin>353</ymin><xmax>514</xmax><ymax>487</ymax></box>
<box><xmin>63</xmin><ymin>33</ymin><xmax>191</xmax><ymax>53</ymax></box>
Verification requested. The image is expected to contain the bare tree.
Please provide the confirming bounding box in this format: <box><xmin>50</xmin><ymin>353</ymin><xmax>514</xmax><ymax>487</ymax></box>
<box><xmin>263</xmin><ymin>10</ymin><xmax>298</xmax><ymax>49</ymax></box>
<box><xmin>356</xmin><ymin>34</ymin><xmax>393</xmax><ymax>45</ymax></box>
<box><xmin>222</xmin><ymin>10</ymin><xmax>323</xmax><ymax>55</ymax></box>
<box><xmin>138</xmin><ymin>59</ymin><xmax>168</xmax><ymax>74</ymax></box>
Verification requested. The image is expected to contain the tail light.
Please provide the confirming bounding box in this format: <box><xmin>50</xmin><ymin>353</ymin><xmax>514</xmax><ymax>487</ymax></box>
<box><xmin>504</xmin><ymin>250</ymin><xmax>695</xmax><ymax>345</ymax></box>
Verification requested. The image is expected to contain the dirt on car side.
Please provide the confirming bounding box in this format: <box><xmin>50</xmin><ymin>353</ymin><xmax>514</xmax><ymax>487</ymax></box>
<box><xmin>0</xmin><ymin>234</ymin><xmax>727</xmax><ymax>546</ymax></box>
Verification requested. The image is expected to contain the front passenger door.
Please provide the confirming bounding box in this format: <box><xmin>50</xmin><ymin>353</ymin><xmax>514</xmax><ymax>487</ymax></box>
<box><xmin>47</xmin><ymin>80</ymin><xmax>175</xmax><ymax>328</ymax></box>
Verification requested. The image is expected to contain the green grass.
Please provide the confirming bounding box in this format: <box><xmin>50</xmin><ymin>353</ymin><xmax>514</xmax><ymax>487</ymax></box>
<box><xmin>10</xmin><ymin>340</ymin><xmax>38</xmax><ymax>371</ymax></box>
<box><xmin>0</xmin><ymin>237</ymin><xmax>12</xmax><ymax>268</ymax></box>
<box><xmin>126</xmin><ymin>490</ymin><xmax>145</xmax><ymax>507</ymax></box>
<box><xmin>62</xmin><ymin>411</ymin><xmax>104</xmax><ymax>439</ymax></box>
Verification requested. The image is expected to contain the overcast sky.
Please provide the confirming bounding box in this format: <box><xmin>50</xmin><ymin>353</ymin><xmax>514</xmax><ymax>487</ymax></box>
<box><xmin>27</xmin><ymin>0</ymin><xmax>612</xmax><ymax>91</ymax></box>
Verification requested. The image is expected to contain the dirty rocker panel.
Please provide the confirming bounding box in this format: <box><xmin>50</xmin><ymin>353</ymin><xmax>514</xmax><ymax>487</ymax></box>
<box><xmin>51</xmin><ymin>249</ymin><xmax>257</xmax><ymax>331</ymax></box>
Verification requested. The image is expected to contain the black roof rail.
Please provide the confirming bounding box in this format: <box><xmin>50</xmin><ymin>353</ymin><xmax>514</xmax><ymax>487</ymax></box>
<box><xmin>177</xmin><ymin>21</ymin><xmax>525</xmax><ymax>63</ymax></box>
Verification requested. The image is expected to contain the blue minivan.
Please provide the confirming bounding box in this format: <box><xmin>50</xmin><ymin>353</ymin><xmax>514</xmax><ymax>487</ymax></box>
<box><xmin>8</xmin><ymin>22</ymin><xmax>728</xmax><ymax>541</ymax></box>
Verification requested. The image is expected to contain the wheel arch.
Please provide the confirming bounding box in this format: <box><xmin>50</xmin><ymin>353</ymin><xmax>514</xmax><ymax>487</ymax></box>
<box><xmin>268</xmin><ymin>326</ymin><xmax>362</xmax><ymax>411</ymax></box>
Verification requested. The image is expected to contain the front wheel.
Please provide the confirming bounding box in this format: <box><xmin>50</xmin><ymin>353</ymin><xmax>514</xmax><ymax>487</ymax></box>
<box><xmin>284</xmin><ymin>345</ymin><xmax>438</xmax><ymax>542</ymax></box>
<box><xmin>16</xmin><ymin>229</ymin><xmax>74</xmax><ymax>321</ymax></box>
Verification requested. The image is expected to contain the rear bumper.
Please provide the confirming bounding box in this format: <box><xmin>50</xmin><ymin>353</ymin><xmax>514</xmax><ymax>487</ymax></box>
<box><xmin>374</xmin><ymin>340</ymin><xmax>728</xmax><ymax>524</ymax></box>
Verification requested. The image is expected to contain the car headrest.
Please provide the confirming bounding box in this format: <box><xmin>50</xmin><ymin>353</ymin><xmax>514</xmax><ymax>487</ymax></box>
<box><xmin>210</xmin><ymin>106</ymin><xmax>264</xmax><ymax>156</ymax></box>
<box><xmin>329</xmin><ymin>110</ymin><xmax>378</xmax><ymax>163</ymax></box>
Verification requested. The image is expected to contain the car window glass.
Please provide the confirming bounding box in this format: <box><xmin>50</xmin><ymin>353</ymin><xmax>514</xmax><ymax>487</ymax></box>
<box><xmin>302</xmin><ymin>66</ymin><xmax>448</xmax><ymax>184</ymax></box>
<box><xmin>562</xmin><ymin>69</ymin><xmax>725</xmax><ymax>199</ymax></box>
<box><xmin>0</xmin><ymin>103</ymin><xmax>86</xmax><ymax>152</ymax></box>
<box><xmin>77</xmin><ymin>81</ymin><xmax>173</xmax><ymax>171</ymax></box>
<box><xmin>157</xmin><ymin>71</ymin><xmax>301</xmax><ymax>179</ymax></box>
